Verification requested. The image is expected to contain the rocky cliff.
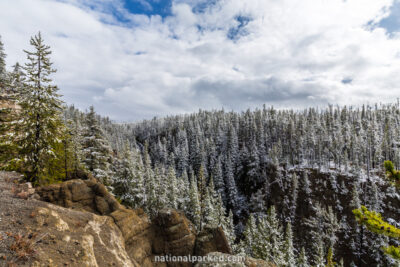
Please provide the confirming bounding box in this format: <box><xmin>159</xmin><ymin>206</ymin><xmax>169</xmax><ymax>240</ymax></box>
<box><xmin>0</xmin><ymin>172</ymin><xmax>273</xmax><ymax>267</ymax></box>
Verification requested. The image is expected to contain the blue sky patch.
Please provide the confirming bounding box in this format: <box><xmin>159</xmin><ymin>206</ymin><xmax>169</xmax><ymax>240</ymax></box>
<box><xmin>227</xmin><ymin>15</ymin><xmax>252</xmax><ymax>41</ymax></box>
<box><xmin>341</xmin><ymin>78</ymin><xmax>353</xmax><ymax>85</ymax></box>
<box><xmin>123</xmin><ymin>0</ymin><xmax>173</xmax><ymax>18</ymax></box>
<box><xmin>378</xmin><ymin>0</ymin><xmax>400</xmax><ymax>34</ymax></box>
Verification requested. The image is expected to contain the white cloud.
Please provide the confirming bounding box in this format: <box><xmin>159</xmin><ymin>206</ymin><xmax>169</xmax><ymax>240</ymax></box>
<box><xmin>0</xmin><ymin>0</ymin><xmax>400</xmax><ymax>121</ymax></box>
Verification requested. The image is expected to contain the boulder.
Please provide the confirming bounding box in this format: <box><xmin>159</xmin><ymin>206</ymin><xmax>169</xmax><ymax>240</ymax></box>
<box><xmin>153</xmin><ymin>209</ymin><xmax>197</xmax><ymax>267</ymax></box>
<box><xmin>195</xmin><ymin>226</ymin><xmax>232</xmax><ymax>256</ymax></box>
<box><xmin>36</xmin><ymin>179</ymin><xmax>122</xmax><ymax>215</ymax></box>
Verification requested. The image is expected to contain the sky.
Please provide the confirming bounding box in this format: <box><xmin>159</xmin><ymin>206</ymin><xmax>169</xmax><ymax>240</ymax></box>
<box><xmin>1</xmin><ymin>0</ymin><xmax>400</xmax><ymax>121</ymax></box>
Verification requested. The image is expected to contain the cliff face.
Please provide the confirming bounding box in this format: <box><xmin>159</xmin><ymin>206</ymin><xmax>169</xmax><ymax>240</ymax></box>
<box><xmin>0</xmin><ymin>172</ymin><xmax>271</xmax><ymax>267</ymax></box>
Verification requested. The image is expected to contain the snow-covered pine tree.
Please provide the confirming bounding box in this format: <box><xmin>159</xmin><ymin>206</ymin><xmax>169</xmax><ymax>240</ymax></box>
<box><xmin>0</xmin><ymin>62</ymin><xmax>25</xmax><ymax>167</ymax></box>
<box><xmin>177</xmin><ymin>170</ymin><xmax>190</xmax><ymax>211</ymax></box>
<box><xmin>12</xmin><ymin>32</ymin><xmax>65</xmax><ymax>183</ymax></box>
<box><xmin>0</xmin><ymin>37</ymin><xmax>14</xmax><ymax>167</ymax></box>
<box><xmin>0</xmin><ymin>35</ymin><xmax>6</xmax><ymax>90</ymax></box>
<box><xmin>64</xmin><ymin>107</ymin><xmax>84</xmax><ymax>174</ymax></box>
<box><xmin>251</xmin><ymin>206</ymin><xmax>284</xmax><ymax>265</ymax></box>
<box><xmin>297</xmin><ymin>247</ymin><xmax>310</xmax><ymax>267</ymax></box>
<box><xmin>249</xmin><ymin>188</ymin><xmax>266</xmax><ymax>217</ymax></box>
<box><xmin>154</xmin><ymin>166</ymin><xmax>168</xmax><ymax>211</ymax></box>
<box><xmin>265</xmin><ymin>206</ymin><xmax>285</xmax><ymax>265</ymax></box>
<box><xmin>314</xmin><ymin>236</ymin><xmax>326</xmax><ymax>267</ymax></box>
<box><xmin>224</xmin><ymin>210</ymin><xmax>237</xmax><ymax>253</ymax></box>
<box><xmin>225</xmin><ymin>154</ymin><xmax>240</xmax><ymax>214</ymax></box>
<box><xmin>349</xmin><ymin>184</ymin><xmax>364</xmax><ymax>265</ymax></box>
<box><xmin>166</xmin><ymin>166</ymin><xmax>178</xmax><ymax>209</ymax></box>
<box><xmin>112</xmin><ymin>141</ymin><xmax>144</xmax><ymax>208</ymax></box>
<box><xmin>212</xmin><ymin>156</ymin><xmax>226</xmax><ymax>202</ymax></box>
<box><xmin>208</xmin><ymin>178</ymin><xmax>224</xmax><ymax>225</ymax></box>
<box><xmin>81</xmin><ymin>106</ymin><xmax>112</xmax><ymax>184</ymax></box>
<box><xmin>238</xmin><ymin>213</ymin><xmax>256</xmax><ymax>255</ymax></box>
<box><xmin>143</xmin><ymin>144</ymin><xmax>158</xmax><ymax>217</ymax></box>
<box><xmin>202</xmin><ymin>187</ymin><xmax>215</xmax><ymax>228</ymax></box>
<box><xmin>131</xmin><ymin>144</ymin><xmax>145</xmax><ymax>207</ymax></box>
<box><xmin>283</xmin><ymin>222</ymin><xmax>296</xmax><ymax>267</ymax></box>
<box><xmin>197</xmin><ymin>165</ymin><xmax>207</xmax><ymax>229</ymax></box>
<box><xmin>188</xmin><ymin>176</ymin><xmax>201</xmax><ymax>229</ymax></box>
<box><xmin>289</xmin><ymin>172</ymin><xmax>298</xmax><ymax>222</ymax></box>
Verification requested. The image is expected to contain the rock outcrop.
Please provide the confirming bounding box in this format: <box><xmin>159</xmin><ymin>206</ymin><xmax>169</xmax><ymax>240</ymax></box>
<box><xmin>35</xmin><ymin>178</ymin><xmax>200</xmax><ymax>266</ymax></box>
<box><xmin>36</xmin><ymin>176</ymin><xmax>122</xmax><ymax>215</ymax></box>
<box><xmin>0</xmin><ymin>172</ymin><xmax>272</xmax><ymax>267</ymax></box>
<box><xmin>194</xmin><ymin>226</ymin><xmax>232</xmax><ymax>256</ymax></box>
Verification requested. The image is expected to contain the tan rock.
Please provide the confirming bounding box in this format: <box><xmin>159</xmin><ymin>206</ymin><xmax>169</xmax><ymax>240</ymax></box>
<box><xmin>3</xmin><ymin>176</ymin><xmax>268</xmax><ymax>267</ymax></box>
<box><xmin>194</xmin><ymin>226</ymin><xmax>232</xmax><ymax>256</ymax></box>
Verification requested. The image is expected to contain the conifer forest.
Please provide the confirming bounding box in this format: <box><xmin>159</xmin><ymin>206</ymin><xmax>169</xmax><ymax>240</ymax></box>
<box><xmin>1</xmin><ymin>32</ymin><xmax>400</xmax><ymax>267</ymax></box>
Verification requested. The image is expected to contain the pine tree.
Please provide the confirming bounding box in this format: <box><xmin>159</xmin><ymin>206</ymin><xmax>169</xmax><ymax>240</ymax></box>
<box><xmin>188</xmin><ymin>176</ymin><xmax>201</xmax><ymax>228</ymax></box>
<box><xmin>166</xmin><ymin>166</ymin><xmax>178</xmax><ymax>209</ymax></box>
<box><xmin>177</xmin><ymin>171</ymin><xmax>190</xmax><ymax>211</ymax></box>
<box><xmin>208</xmin><ymin>178</ymin><xmax>225</xmax><ymax>226</ymax></box>
<box><xmin>197</xmin><ymin>165</ymin><xmax>207</xmax><ymax>229</ymax></box>
<box><xmin>266</xmin><ymin>206</ymin><xmax>285</xmax><ymax>265</ymax></box>
<box><xmin>202</xmin><ymin>187</ymin><xmax>215</xmax><ymax>227</ymax></box>
<box><xmin>353</xmin><ymin>206</ymin><xmax>400</xmax><ymax>262</ymax></box>
<box><xmin>0</xmin><ymin>35</ymin><xmax>6</xmax><ymax>90</ymax></box>
<box><xmin>326</xmin><ymin>247</ymin><xmax>336</xmax><ymax>267</ymax></box>
<box><xmin>81</xmin><ymin>106</ymin><xmax>112</xmax><ymax>184</ymax></box>
<box><xmin>212</xmin><ymin>157</ymin><xmax>226</xmax><ymax>202</ymax></box>
<box><xmin>0</xmin><ymin>42</ymin><xmax>15</xmax><ymax>166</ymax></box>
<box><xmin>239</xmin><ymin>214</ymin><xmax>256</xmax><ymax>255</ymax></box>
<box><xmin>1</xmin><ymin>63</ymin><xmax>26</xmax><ymax>167</ymax></box>
<box><xmin>144</xmin><ymin>145</ymin><xmax>158</xmax><ymax>217</ymax></box>
<box><xmin>12</xmin><ymin>32</ymin><xmax>65</xmax><ymax>183</ymax></box>
<box><xmin>289</xmin><ymin>172</ymin><xmax>298</xmax><ymax>222</ymax></box>
<box><xmin>225</xmin><ymin>155</ymin><xmax>240</xmax><ymax>213</ymax></box>
<box><xmin>251</xmin><ymin>206</ymin><xmax>284</xmax><ymax>264</ymax></box>
<box><xmin>249</xmin><ymin>188</ymin><xmax>266</xmax><ymax>216</ymax></box>
<box><xmin>314</xmin><ymin>236</ymin><xmax>326</xmax><ymax>267</ymax></box>
<box><xmin>283</xmin><ymin>222</ymin><xmax>296</xmax><ymax>267</ymax></box>
<box><xmin>223</xmin><ymin>210</ymin><xmax>237</xmax><ymax>253</ymax></box>
<box><xmin>154</xmin><ymin>166</ymin><xmax>168</xmax><ymax>211</ymax></box>
<box><xmin>64</xmin><ymin>107</ymin><xmax>84</xmax><ymax>174</ymax></box>
<box><xmin>297</xmin><ymin>247</ymin><xmax>310</xmax><ymax>267</ymax></box>
<box><xmin>112</xmin><ymin>141</ymin><xmax>144</xmax><ymax>208</ymax></box>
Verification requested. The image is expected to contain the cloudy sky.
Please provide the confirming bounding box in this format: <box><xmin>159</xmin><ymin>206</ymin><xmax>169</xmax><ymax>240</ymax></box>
<box><xmin>1</xmin><ymin>0</ymin><xmax>400</xmax><ymax>121</ymax></box>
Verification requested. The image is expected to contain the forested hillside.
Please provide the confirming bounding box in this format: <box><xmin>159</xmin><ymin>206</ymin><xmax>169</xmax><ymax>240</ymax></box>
<box><xmin>1</xmin><ymin>32</ymin><xmax>400</xmax><ymax>266</ymax></box>
<box><xmin>93</xmin><ymin>104</ymin><xmax>400</xmax><ymax>267</ymax></box>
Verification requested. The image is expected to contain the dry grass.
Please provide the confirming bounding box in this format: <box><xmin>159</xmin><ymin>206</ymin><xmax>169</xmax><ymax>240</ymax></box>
<box><xmin>3</xmin><ymin>231</ymin><xmax>47</xmax><ymax>266</ymax></box>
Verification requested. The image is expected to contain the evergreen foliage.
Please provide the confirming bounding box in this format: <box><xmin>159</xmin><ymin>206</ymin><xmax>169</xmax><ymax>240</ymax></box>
<box><xmin>353</xmin><ymin>206</ymin><xmax>400</xmax><ymax>261</ymax></box>
<box><xmin>353</xmin><ymin>161</ymin><xmax>400</xmax><ymax>262</ymax></box>
<box><xmin>81</xmin><ymin>106</ymin><xmax>112</xmax><ymax>184</ymax></box>
<box><xmin>8</xmin><ymin>32</ymin><xmax>65</xmax><ymax>183</ymax></box>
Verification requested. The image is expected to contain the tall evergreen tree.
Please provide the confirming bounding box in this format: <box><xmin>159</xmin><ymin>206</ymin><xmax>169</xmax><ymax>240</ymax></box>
<box><xmin>12</xmin><ymin>32</ymin><xmax>65</xmax><ymax>183</ymax></box>
<box><xmin>0</xmin><ymin>35</ymin><xmax>6</xmax><ymax>90</ymax></box>
<box><xmin>112</xmin><ymin>141</ymin><xmax>144</xmax><ymax>208</ymax></box>
<box><xmin>188</xmin><ymin>176</ymin><xmax>201</xmax><ymax>228</ymax></box>
<box><xmin>239</xmin><ymin>213</ymin><xmax>256</xmax><ymax>255</ymax></box>
<box><xmin>283</xmin><ymin>222</ymin><xmax>296</xmax><ymax>267</ymax></box>
<box><xmin>297</xmin><ymin>247</ymin><xmax>310</xmax><ymax>267</ymax></box>
<box><xmin>81</xmin><ymin>106</ymin><xmax>112</xmax><ymax>184</ymax></box>
<box><xmin>166</xmin><ymin>166</ymin><xmax>178</xmax><ymax>209</ymax></box>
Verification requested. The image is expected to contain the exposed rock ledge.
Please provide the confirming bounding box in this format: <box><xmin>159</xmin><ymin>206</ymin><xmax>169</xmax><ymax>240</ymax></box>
<box><xmin>0</xmin><ymin>172</ymin><xmax>272</xmax><ymax>267</ymax></box>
